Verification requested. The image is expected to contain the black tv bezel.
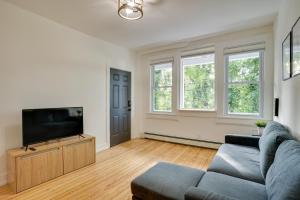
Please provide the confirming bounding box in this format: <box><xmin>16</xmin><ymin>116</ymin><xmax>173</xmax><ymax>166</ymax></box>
<box><xmin>22</xmin><ymin>106</ymin><xmax>84</xmax><ymax>147</ymax></box>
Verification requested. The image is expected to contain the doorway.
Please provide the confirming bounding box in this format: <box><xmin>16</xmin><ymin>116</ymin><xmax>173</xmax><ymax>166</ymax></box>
<box><xmin>110</xmin><ymin>68</ymin><xmax>131</xmax><ymax>147</ymax></box>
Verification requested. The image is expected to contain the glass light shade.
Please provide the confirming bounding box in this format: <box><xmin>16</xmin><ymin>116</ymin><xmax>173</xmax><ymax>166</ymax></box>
<box><xmin>118</xmin><ymin>0</ymin><xmax>143</xmax><ymax>20</ymax></box>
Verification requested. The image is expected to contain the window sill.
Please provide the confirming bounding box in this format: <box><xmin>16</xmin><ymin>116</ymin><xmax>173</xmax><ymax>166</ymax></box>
<box><xmin>220</xmin><ymin>114</ymin><xmax>263</xmax><ymax>120</ymax></box>
<box><xmin>177</xmin><ymin>109</ymin><xmax>216</xmax><ymax>118</ymax></box>
<box><xmin>146</xmin><ymin>110</ymin><xmax>217</xmax><ymax>119</ymax></box>
<box><xmin>216</xmin><ymin>115</ymin><xmax>271</xmax><ymax>126</ymax></box>
<box><xmin>147</xmin><ymin>112</ymin><xmax>176</xmax><ymax>116</ymax></box>
<box><xmin>145</xmin><ymin>112</ymin><xmax>268</xmax><ymax>122</ymax></box>
<box><xmin>178</xmin><ymin>109</ymin><xmax>216</xmax><ymax>113</ymax></box>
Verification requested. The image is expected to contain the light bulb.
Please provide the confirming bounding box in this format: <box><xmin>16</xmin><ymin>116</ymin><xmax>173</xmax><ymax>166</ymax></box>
<box><xmin>126</xmin><ymin>8</ymin><xmax>133</xmax><ymax>14</ymax></box>
<box><xmin>128</xmin><ymin>2</ymin><xmax>135</xmax><ymax>7</ymax></box>
<box><xmin>118</xmin><ymin>0</ymin><xmax>143</xmax><ymax>20</ymax></box>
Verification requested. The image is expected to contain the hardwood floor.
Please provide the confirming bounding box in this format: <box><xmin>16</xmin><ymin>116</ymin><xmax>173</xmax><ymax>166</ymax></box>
<box><xmin>0</xmin><ymin>139</ymin><xmax>217</xmax><ymax>200</ymax></box>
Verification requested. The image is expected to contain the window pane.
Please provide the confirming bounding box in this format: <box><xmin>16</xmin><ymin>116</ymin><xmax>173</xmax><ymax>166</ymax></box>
<box><xmin>228</xmin><ymin>83</ymin><xmax>259</xmax><ymax>114</ymax></box>
<box><xmin>152</xmin><ymin>62</ymin><xmax>172</xmax><ymax>112</ymax></box>
<box><xmin>184</xmin><ymin>80</ymin><xmax>215</xmax><ymax>110</ymax></box>
<box><xmin>153</xmin><ymin>87</ymin><xmax>172</xmax><ymax>112</ymax></box>
<box><xmin>228</xmin><ymin>52</ymin><xmax>260</xmax><ymax>82</ymax></box>
<box><xmin>293</xmin><ymin>41</ymin><xmax>300</xmax><ymax>75</ymax></box>
<box><xmin>182</xmin><ymin>54</ymin><xmax>215</xmax><ymax>110</ymax></box>
<box><xmin>153</xmin><ymin>63</ymin><xmax>172</xmax><ymax>87</ymax></box>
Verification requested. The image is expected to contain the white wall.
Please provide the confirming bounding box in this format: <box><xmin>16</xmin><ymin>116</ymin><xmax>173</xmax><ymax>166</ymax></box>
<box><xmin>274</xmin><ymin>0</ymin><xmax>300</xmax><ymax>140</ymax></box>
<box><xmin>136</xmin><ymin>26</ymin><xmax>274</xmax><ymax>144</ymax></box>
<box><xmin>0</xmin><ymin>1</ymin><xmax>137</xmax><ymax>186</ymax></box>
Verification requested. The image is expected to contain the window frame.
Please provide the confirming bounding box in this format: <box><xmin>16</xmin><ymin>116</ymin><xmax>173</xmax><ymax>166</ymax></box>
<box><xmin>179</xmin><ymin>53</ymin><xmax>216</xmax><ymax>112</ymax></box>
<box><xmin>224</xmin><ymin>50</ymin><xmax>264</xmax><ymax>118</ymax></box>
<box><xmin>150</xmin><ymin>61</ymin><xmax>174</xmax><ymax>113</ymax></box>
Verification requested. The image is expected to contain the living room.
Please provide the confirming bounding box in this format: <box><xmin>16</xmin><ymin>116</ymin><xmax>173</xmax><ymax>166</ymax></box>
<box><xmin>0</xmin><ymin>0</ymin><xmax>299</xmax><ymax>199</ymax></box>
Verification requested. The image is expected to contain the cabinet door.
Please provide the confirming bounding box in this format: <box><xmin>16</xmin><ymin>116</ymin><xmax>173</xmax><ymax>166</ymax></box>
<box><xmin>16</xmin><ymin>147</ymin><xmax>63</xmax><ymax>192</ymax></box>
<box><xmin>63</xmin><ymin>139</ymin><xmax>95</xmax><ymax>174</ymax></box>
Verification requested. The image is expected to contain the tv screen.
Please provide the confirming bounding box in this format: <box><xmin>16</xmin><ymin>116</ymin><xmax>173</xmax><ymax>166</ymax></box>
<box><xmin>22</xmin><ymin>107</ymin><xmax>83</xmax><ymax>146</ymax></box>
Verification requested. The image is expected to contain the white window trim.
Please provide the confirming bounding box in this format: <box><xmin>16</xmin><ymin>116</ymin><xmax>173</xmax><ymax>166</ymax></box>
<box><xmin>224</xmin><ymin>50</ymin><xmax>265</xmax><ymax>118</ymax></box>
<box><xmin>179</xmin><ymin>53</ymin><xmax>216</xmax><ymax>112</ymax></box>
<box><xmin>150</xmin><ymin>61</ymin><xmax>174</xmax><ymax>113</ymax></box>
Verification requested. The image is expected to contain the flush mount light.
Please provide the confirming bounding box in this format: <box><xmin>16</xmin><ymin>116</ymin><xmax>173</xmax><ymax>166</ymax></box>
<box><xmin>118</xmin><ymin>0</ymin><xmax>143</xmax><ymax>20</ymax></box>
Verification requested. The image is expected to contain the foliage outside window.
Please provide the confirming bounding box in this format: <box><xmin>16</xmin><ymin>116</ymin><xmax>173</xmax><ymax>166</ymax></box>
<box><xmin>151</xmin><ymin>62</ymin><xmax>173</xmax><ymax>112</ymax></box>
<box><xmin>181</xmin><ymin>54</ymin><xmax>215</xmax><ymax>110</ymax></box>
<box><xmin>225</xmin><ymin>51</ymin><xmax>263</xmax><ymax>116</ymax></box>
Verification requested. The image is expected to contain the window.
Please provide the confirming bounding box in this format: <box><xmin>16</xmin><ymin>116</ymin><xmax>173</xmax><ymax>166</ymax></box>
<box><xmin>225</xmin><ymin>51</ymin><xmax>263</xmax><ymax>116</ymax></box>
<box><xmin>151</xmin><ymin>62</ymin><xmax>173</xmax><ymax>112</ymax></box>
<box><xmin>180</xmin><ymin>54</ymin><xmax>215</xmax><ymax>110</ymax></box>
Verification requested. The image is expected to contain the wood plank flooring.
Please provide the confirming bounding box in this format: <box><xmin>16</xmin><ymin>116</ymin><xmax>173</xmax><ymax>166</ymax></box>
<box><xmin>0</xmin><ymin>139</ymin><xmax>217</xmax><ymax>200</ymax></box>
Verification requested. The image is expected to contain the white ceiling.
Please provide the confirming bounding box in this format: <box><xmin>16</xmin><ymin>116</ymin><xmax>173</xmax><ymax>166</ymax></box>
<box><xmin>5</xmin><ymin>0</ymin><xmax>283</xmax><ymax>49</ymax></box>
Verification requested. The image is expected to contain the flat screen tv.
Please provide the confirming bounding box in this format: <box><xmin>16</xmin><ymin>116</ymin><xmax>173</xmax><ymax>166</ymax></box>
<box><xmin>22</xmin><ymin>107</ymin><xmax>83</xmax><ymax>146</ymax></box>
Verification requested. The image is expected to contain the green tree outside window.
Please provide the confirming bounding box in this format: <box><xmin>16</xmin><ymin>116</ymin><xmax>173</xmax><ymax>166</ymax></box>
<box><xmin>226</xmin><ymin>51</ymin><xmax>262</xmax><ymax>115</ymax></box>
<box><xmin>181</xmin><ymin>54</ymin><xmax>215</xmax><ymax>110</ymax></box>
<box><xmin>152</xmin><ymin>63</ymin><xmax>172</xmax><ymax>112</ymax></box>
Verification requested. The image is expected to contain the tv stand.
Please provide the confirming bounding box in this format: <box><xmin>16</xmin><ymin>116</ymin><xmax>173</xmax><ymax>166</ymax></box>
<box><xmin>79</xmin><ymin>134</ymin><xmax>85</xmax><ymax>139</ymax></box>
<box><xmin>7</xmin><ymin>134</ymin><xmax>96</xmax><ymax>193</ymax></box>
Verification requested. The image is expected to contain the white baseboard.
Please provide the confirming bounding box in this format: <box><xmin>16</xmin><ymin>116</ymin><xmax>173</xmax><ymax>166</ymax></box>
<box><xmin>0</xmin><ymin>172</ymin><xmax>7</xmax><ymax>187</ymax></box>
<box><xmin>96</xmin><ymin>143</ymin><xmax>109</xmax><ymax>153</ymax></box>
<box><xmin>144</xmin><ymin>133</ymin><xmax>221</xmax><ymax>149</ymax></box>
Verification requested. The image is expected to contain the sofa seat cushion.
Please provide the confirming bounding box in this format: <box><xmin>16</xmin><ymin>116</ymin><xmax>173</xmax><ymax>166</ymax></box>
<box><xmin>259</xmin><ymin>121</ymin><xmax>293</xmax><ymax>178</ymax></box>
<box><xmin>131</xmin><ymin>162</ymin><xmax>205</xmax><ymax>200</ymax></box>
<box><xmin>207</xmin><ymin>143</ymin><xmax>264</xmax><ymax>184</ymax></box>
<box><xmin>266</xmin><ymin>140</ymin><xmax>300</xmax><ymax>200</ymax></box>
<box><xmin>197</xmin><ymin>172</ymin><xmax>267</xmax><ymax>200</ymax></box>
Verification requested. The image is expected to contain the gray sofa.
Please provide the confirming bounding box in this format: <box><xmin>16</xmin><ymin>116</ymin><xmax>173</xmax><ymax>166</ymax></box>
<box><xmin>131</xmin><ymin>121</ymin><xmax>300</xmax><ymax>200</ymax></box>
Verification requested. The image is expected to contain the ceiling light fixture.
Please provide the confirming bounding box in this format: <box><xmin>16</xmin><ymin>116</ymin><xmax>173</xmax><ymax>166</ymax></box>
<box><xmin>118</xmin><ymin>0</ymin><xmax>143</xmax><ymax>20</ymax></box>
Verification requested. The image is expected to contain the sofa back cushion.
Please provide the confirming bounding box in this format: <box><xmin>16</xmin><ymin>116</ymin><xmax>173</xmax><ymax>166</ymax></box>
<box><xmin>259</xmin><ymin>121</ymin><xmax>293</xmax><ymax>178</ymax></box>
<box><xmin>266</xmin><ymin>140</ymin><xmax>300</xmax><ymax>200</ymax></box>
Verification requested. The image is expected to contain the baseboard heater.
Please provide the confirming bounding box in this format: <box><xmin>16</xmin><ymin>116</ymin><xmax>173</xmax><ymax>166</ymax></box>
<box><xmin>144</xmin><ymin>132</ymin><xmax>222</xmax><ymax>149</ymax></box>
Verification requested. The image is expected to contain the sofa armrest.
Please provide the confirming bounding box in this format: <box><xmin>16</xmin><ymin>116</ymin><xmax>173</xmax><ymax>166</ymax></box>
<box><xmin>225</xmin><ymin>134</ymin><xmax>260</xmax><ymax>148</ymax></box>
<box><xmin>185</xmin><ymin>187</ymin><xmax>238</xmax><ymax>200</ymax></box>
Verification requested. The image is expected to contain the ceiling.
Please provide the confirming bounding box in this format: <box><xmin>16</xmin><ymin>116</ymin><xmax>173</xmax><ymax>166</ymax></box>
<box><xmin>5</xmin><ymin>0</ymin><xmax>283</xmax><ymax>49</ymax></box>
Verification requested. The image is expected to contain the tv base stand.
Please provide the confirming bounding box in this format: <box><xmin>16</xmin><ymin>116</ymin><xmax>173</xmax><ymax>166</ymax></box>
<box><xmin>24</xmin><ymin>145</ymin><xmax>28</xmax><ymax>151</ymax></box>
<box><xmin>7</xmin><ymin>134</ymin><xmax>96</xmax><ymax>193</ymax></box>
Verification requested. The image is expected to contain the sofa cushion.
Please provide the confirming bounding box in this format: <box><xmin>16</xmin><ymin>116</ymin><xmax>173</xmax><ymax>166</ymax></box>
<box><xmin>259</xmin><ymin>121</ymin><xmax>293</xmax><ymax>178</ymax></box>
<box><xmin>131</xmin><ymin>162</ymin><xmax>205</xmax><ymax>200</ymax></box>
<box><xmin>197</xmin><ymin>172</ymin><xmax>267</xmax><ymax>200</ymax></box>
<box><xmin>207</xmin><ymin>144</ymin><xmax>264</xmax><ymax>184</ymax></box>
<box><xmin>185</xmin><ymin>187</ymin><xmax>239</xmax><ymax>200</ymax></box>
<box><xmin>266</xmin><ymin>140</ymin><xmax>300</xmax><ymax>200</ymax></box>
